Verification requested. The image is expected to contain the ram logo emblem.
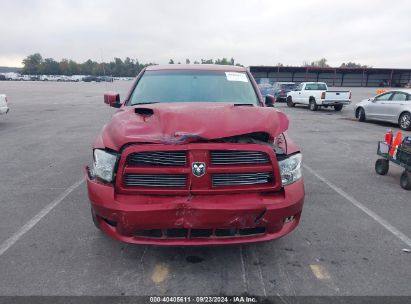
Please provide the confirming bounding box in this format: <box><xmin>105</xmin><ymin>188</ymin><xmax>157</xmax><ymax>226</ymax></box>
<box><xmin>192</xmin><ymin>162</ymin><xmax>206</xmax><ymax>177</ymax></box>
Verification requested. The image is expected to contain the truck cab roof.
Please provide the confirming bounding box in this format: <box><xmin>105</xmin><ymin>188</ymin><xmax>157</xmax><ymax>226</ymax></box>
<box><xmin>145</xmin><ymin>64</ymin><xmax>246</xmax><ymax>72</ymax></box>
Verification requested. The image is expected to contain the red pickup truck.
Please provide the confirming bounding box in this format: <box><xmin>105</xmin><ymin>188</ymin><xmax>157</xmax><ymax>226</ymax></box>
<box><xmin>86</xmin><ymin>64</ymin><xmax>304</xmax><ymax>245</ymax></box>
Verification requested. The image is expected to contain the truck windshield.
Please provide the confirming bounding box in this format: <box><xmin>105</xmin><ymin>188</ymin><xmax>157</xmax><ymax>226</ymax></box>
<box><xmin>129</xmin><ymin>70</ymin><xmax>259</xmax><ymax>105</ymax></box>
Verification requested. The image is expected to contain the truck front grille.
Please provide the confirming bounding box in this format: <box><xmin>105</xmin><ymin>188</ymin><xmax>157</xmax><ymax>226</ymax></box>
<box><xmin>211</xmin><ymin>151</ymin><xmax>269</xmax><ymax>165</ymax></box>
<box><xmin>212</xmin><ymin>172</ymin><xmax>272</xmax><ymax>187</ymax></box>
<box><xmin>117</xmin><ymin>144</ymin><xmax>280</xmax><ymax>194</ymax></box>
<box><xmin>127</xmin><ymin>151</ymin><xmax>186</xmax><ymax>166</ymax></box>
<box><xmin>124</xmin><ymin>174</ymin><xmax>186</xmax><ymax>187</ymax></box>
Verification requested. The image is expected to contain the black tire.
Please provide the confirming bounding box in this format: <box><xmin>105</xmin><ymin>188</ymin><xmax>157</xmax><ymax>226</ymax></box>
<box><xmin>91</xmin><ymin>207</ymin><xmax>100</xmax><ymax>229</ymax></box>
<box><xmin>334</xmin><ymin>104</ymin><xmax>343</xmax><ymax>111</ymax></box>
<box><xmin>357</xmin><ymin>107</ymin><xmax>366</xmax><ymax>122</ymax></box>
<box><xmin>309</xmin><ymin>99</ymin><xmax>318</xmax><ymax>111</ymax></box>
<box><xmin>400</xmin><ymin>170</ymin><xmax>411</xmax><ymax>190</ymax></box>
<box><xmin>375</xmin><ymin>159</ymin><xmax>389</xmax><ymax>175</ymax></box>
<box><xmin>286</xmin><ymin>97</ymin><xmax>295</xmax><ymax>107</ymax></box>
<box><xmin>399</xmin><ymin>112</ymin><xmax>411</xmax><ymax>131</ymax></box>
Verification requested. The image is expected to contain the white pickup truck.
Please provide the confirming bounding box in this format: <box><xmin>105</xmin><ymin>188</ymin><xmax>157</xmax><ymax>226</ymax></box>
<box><xmin>0</xmin><ymin>94</ymin><xmax>9</xmax><ymax>115</ymax></box>
<box><xmin>286</xmin><ymin>82</ymin><xmax>351</xmax><ymax>111</ymax></box>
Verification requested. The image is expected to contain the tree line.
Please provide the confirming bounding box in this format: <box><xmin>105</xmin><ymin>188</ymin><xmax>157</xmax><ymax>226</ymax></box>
<box><xmin>301</xmin><ymin>58</ymin><xmax>370</xmax><ymax>68</ymax></box>
<box><xmin>21</xmin><ymin>54</ymin><xmax>243</xmax><ymax>76</ymax></box>
<box><xmin>20</xmin><ymin>54</ymin><xmax>370</xmax><ymax>76</ymax></box>
<box><xmin>274</xmin><ymin>58</ymin><xmax>370</xmax><ymax>69</ymax></box>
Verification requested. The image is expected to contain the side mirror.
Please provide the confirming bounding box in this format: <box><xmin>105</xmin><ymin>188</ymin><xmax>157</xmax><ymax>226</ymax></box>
<box><xmin>265</xmin><ymin>95</ymin><xmax>276</xmax><ymax>107</ymax></box>
<box><xmin>104</xmin><ymin>92</ymin><xmax>121</xmax><ymax>108</ymax></box>
<box><xmin>369</xmin><ymin>98</ymin><xmax>375</xmax><ymax>102</ymax></box>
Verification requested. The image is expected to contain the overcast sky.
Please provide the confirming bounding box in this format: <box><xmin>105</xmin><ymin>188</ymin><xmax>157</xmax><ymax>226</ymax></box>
<box><xmin>1</xmin><ymin>0</ymin><xmax>410</xmax><ymax>68</ymax></box>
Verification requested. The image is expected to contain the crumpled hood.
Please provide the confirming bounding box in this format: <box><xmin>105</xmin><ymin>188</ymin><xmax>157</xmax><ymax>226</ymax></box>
<box><xmin>97</xmin><ymin>102</ymin><xmax>289</xmax><ymax>151</ymax></box>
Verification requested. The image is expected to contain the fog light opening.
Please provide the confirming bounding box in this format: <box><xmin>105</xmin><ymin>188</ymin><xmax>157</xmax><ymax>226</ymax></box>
<box><xmin>284</xmin><ymin>215</ymin><xmax>295</xmax><ymax>223</ymax></box>
<box><xmin>102</xmin><ymin>217</ymin><xmax>117</xmax><ymax>227</ymax></box>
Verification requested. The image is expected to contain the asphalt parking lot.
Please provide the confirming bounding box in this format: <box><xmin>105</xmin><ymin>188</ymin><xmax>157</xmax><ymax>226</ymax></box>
<box><xmin>0</xmin><ymin>82</ymin><xmax>410</xmax><ymax>296</ymax></box>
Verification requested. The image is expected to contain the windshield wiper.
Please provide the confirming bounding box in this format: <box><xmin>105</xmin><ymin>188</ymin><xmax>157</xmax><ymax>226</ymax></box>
<box><xmin>234</xmin><ymin>103</ymin><xmax>254</xmax><ymax>107</ymax></box>
<box><xmin>135</xmin><ymin>102</ymin><xmax>160</xmax><ymax>105</ymax></box>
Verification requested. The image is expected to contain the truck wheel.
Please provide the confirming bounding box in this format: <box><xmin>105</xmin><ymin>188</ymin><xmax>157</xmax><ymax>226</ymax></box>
<box><xmin>399</xmin><ymin>112</ymin><xmax>411</xmax><ymax>131</ymax></box>
<box><xmin>400</xmin><ymin>170</ymin><xmax>411</xmax><ymax>190</ymax></box>
<box><xmin>375</xmin><ymin>159</ymin><xmax>389</xmax><ymax>175</ymax></box>
<box><xmin>309</xmin><ymin>99</ymin><xmax>318</xmax><ymax>111</ymax></box>
<box><xmin>286</xmin><ymin>97</ymin><xmax>295</xmax><ymax>107</ymax></box>
<box><xmin>334</xmin><ymin>104</ymin><xmax>343</xmax><ymax>111</ymax></box>
<box><xmin>357</xmin><ymin>107</ymin><xmax>366</xmax><ymax>122</ymax></box>
<box><xmin>91</xmin><ymin>207</ymin><xmax>101</xmax><ymax>229</ymax></box>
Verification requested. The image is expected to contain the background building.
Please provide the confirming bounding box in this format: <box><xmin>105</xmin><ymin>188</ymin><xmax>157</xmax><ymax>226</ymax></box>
<box><xmin>249</xmin><ymin>66</ymin><xmax>411</xmax><ymax>87</ymax></box>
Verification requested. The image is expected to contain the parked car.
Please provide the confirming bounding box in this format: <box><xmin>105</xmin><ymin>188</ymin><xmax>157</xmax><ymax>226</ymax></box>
<box><xmin>354</xmin><ymin>89</ymin><xmax>411</xmax><ymax>131</ymax></box>
<box><xmin>17</xmin><ymin>75</ymin><xmax>31</xmax><ymax>81</ymax></box>
<box><xmin>257</xmin><ymin>83</ymin><xmax>274</xmax><ymax>97</ymax></box>
<box><xmin>86</xmin><ymin>64</ymin><xmax>305</xmax><ymax>246</ymax></box>
<box><xmin>83</xmin><ymin>76</ymin><xmax>101</xmax><ymax>82</ymax></box>
<box><xmin>99</xmin><ymin>76</ymin><xmax>114</xmax><ymax>82</ymax></box>
<box><xmin>4</xmin><ymin>72</ymin><xmax>19</xmax><ymax>80</ymax></box>
<box><xmin>71</xmin><ymin>75</ymin><xmax>86</xmax><ymax>82</ymax></box>
<box><xmin>272</xmin><ymin>82</ymin><xmax>296</xmax><ymax>102</ymax></box>
<box><xmin>286</xmin><ymin>82</ymin><xmax>351</xmax><ymax>111</ymax></box>
<box><xmin>0</xmin><ymin>74</ymin><xmax>6</xmax><ymax>81</ymax></box>
<box><xmin>40</xmin><ymin>75</ymin><xmax>53</xmax><ymax>81</ymax></box>
<box><xmin>0</xmin><ymin>94</ymin><xmax>9</xmax><ymax>115</ymax></box>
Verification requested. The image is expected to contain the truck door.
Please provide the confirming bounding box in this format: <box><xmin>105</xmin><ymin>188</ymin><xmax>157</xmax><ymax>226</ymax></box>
<box><xmin>293</xmin><ymin>83</ymin><xmax>304</xmax><ymax>103</ymax></box>
<box><xmin>300</xmin><ymin>83</ymin><xmax>312</xmax><ymax>105</ymax></box>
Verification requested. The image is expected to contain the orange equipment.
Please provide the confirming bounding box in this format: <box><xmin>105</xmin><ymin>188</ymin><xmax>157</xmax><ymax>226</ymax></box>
<box><xmin>385</xmin><ymin>130</ymin><xmax>393</xmax><ymax>145</ymax></box>
<box><xmin>389</xmin><ymin>131</ymin><xmax>402</xmax><ymax>157</ymax></box>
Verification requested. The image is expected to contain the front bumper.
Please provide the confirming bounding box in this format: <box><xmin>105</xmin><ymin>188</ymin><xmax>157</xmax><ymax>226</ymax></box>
<box><xmin>0</xmin><ymin>106</ymin><xmax>9</xmax><ymax>115</ymax></box>
<box><xmin>86</xmin><ymin>169</ymin><xmax>305</xmax><ymax>246</ymax></box>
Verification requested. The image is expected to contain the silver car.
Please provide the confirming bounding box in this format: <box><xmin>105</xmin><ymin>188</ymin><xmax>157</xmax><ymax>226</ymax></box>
<box><xmin>354</xmin><ymin>89</ymin><xmax>411</xmax><ymax>131</ymax></box>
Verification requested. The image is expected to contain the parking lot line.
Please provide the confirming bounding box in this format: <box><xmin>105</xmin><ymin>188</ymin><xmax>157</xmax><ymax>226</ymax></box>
<box><xmin>239</xmin><ymin>245</ymin><xmax>249</xmax><ymax>292</ymax></box>
<box><xmin>0</xmin><ymin>177</ymin><xmax>85</xmax><ymax>256</ymax></box>
<box><xmin>303</xmin><ymin>164</ymin><xmax>411</xmax><ymax>248</ymax></box>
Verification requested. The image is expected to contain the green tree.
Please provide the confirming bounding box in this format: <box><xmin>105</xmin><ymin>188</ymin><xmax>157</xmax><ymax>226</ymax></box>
<box><xmin>67</xmin><ymin>60</ymin><xmax>79</xmax><ymax>75</ymax></box>
<box><xmin>201</xmin><ymin>59</ymin><xmax>214</xmax><ymax>64</ymax></box>
<box><xmin>340</xmin><ymin>62</ymin><xmax>370</xmax><ymax>68</ymax></box>
<box><xmin>59</xmin><ymin>59</ymin><xmax>69</xmax><ymax>75</ymax></box>
<box><xmin>22</xmin><ymin>53</ymin><xmax>43</xmax><ymax>75</ymax></box>
<box><xmin>302</xmin><ymin>58</ymin><xmax>329</xmax><ymax>68</ymax></box>
<box><xmin>43</xmin><ymin>58</ymin><xmax>60</xmax><ymax>75</ymax></box>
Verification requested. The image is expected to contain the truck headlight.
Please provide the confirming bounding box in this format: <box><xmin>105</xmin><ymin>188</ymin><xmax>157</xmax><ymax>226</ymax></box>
<box><xmin>91</xmin><ymin>149</ymin><xmax>118</xmax><ymax>183</ymax></box>
<box><xmin>278</xmin><ymin>153</ymin><xmax>302</xmax><ymax>186</ymax></box>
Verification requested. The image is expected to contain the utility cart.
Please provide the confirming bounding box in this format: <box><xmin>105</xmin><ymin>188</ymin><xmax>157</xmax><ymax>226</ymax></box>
<box><xmin>375</xmin><ymin>141</ymin><xmax>411</xmax><ymax>190</ymax></box>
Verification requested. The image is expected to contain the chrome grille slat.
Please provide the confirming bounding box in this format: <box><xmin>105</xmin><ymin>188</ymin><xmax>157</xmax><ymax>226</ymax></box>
<box><xmin>124</xmin><ymin>174</ymin><xmax>186</xmax><ymax>187</ymax></box>
<box><xmin>212</xmin><ymin>172</ymin><xmax>272</xmax><ymax>187</ymax></box>
<box><xmin>211</xmin><ymin>151</ymin><xmax>269</xmax><ymax>165</ymax></box>
<box><xmin>127</xmin><ymin>151</ymin><xmax>186</xmax><ymax>166</ymax></box>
